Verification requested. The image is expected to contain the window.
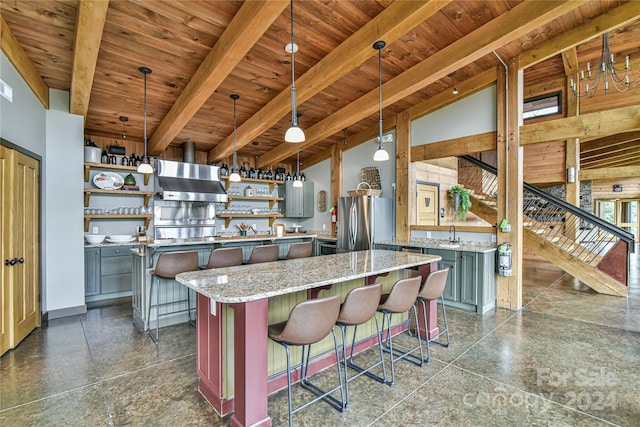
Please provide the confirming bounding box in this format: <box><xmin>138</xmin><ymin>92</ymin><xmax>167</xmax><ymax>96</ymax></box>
<box><xmin>523</xmin><ymin>92</ymin><xmax>561</xmax><ymax>120</ymax></box>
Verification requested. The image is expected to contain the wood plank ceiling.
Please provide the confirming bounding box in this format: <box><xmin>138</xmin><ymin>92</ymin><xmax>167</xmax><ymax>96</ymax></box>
<box><xmin>1</xmin><ymin>0</ymin><xmax>639</xmax><ymax>170</ymax></box>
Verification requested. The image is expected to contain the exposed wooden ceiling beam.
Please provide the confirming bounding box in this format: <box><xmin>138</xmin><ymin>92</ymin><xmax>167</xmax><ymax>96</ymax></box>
<box><xmin>258</xmin><ymin>0</ymin><xmax>587</xmax><ymax>167</ymax></box>
<box><xmin>70</xmin><ymin>0</ymin><xmax>109</xmax><ymax>118</ymax></box>
<box><xmin>147</xmin><ymin>0</ymin><xmax>289</xmax><ymax>156</ymax></box>
<box><xmin>561</xmin><ymin>47</ymin><xmax>578</xmax><ymax>77</ymax></box>
<box><xmin>519</xmin><ymin>1</ymin><xmax>640</xmax><ymax>69</ymax></box>
<box><xmin>210</xmin><ymin>0</ymin><xmax>451</xmax><ymax>162</ymax></box>
<box><xmin>411</xmin><ymin>131</ymin><xmax>497</xmax><ymax>161</ymax></box>
<box><xmin>580</xmin><ymin>165</ymin><xmax>640</xmax><ymax>180</ymax></box>
<box><xmin>0</xmin><ymin>15</ymin><xmax>49</xmax><ymax>108</ymax></box>
<box><xmin>520</xmin><ymin>105</ymin><xmax>640</xmax><ymax>145</ymax></box>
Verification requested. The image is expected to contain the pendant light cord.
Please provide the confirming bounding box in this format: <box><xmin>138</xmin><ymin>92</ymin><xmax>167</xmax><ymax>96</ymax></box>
<box><xmin>378</xmin><ymin>44</ymin><xmax>383</xmax><ymax>149</ymax></box>
<box><xmin>231</xmin><ymin>94</ymin><xmax>239</xmax><ymax>172</ymax></box>
<box><xmin>290</xmin><ymin>0</ymin><xmax>298</xmax><ymax>128</ymax></box>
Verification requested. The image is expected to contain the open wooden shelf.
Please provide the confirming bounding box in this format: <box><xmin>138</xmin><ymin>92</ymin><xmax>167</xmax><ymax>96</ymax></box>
<box><xmin>84</xmin><ymin>162</ymin><xmax>153</xmax><ymax>185</ymax></box>
<box><xmin>84</xmin><ymin>214</ymin><xmax>154</xmax><ymax>232</ymax></box>
<box><xmin>84</xmin><ymin>188</ymin><xmax>154</xmax><ymax>207</ymax></box>
<box><xmin>217</xmin><ymin>213</ymin><xmax>284</xmax><ymax>228</ymax></box>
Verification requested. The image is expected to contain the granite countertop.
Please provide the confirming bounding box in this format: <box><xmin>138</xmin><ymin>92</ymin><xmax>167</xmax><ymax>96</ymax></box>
<box><xmin>377</xmin><ymin>238</ymin><xmax>497</xmax><ymax>253</ymax></box>
<box><xmin>84</xmin><ymin>241</ymin><xmax>141</xmax><ymax>248</ymax></box>
<box><xmin>176</xmin><ymin>249</ymin><xmax>440</xmax><ymax>303</ymax></box>
<box><xmin>141</xmin><ymin>233</ymin><xmax>317</xmax><ymax>248</ymax></box>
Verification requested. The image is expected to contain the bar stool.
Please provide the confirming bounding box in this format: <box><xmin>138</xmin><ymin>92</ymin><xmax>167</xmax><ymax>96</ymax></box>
<box><xmin>204</xmin><ymin>247</ymin><xmax>243</xmax><ymax>269</ymax></box>
<box><xmin>147</xmin><ymin>250</ymin><xmax>199</xmax><ymax>344</ymax></box>
<box><xmin>376</xmin><ymin>276</ymin><xmax>423</xmax><ymax>385</ymax></box>
<box><xmin>268</xmin><ymin>295</ymin><xmax>344</xmax><ymax>427</ymax></box>
<box><xmin>336</xmin><ymin>283</ymin><xmax>387</xmax><ymax>406</ymax></box>
<box><xmin>284</xmin><ymin>241</ymin><xmax>313</xmax><ymax>259</ymax></box>
<box><xmin>416</xmin><ymin>269</ymin><xmax>450</xmax><ymax>363</ymax></box>
<box><xmin>246</xmin><ymin>244</ymin><xmax>279</xmax><ymax>264</ymax></box>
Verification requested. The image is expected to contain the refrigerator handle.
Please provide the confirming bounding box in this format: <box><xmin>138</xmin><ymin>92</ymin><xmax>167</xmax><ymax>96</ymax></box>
<box><xmin>349</xmin><ymin>202</ymin><xmax>357</xmax><ymax>249</ymax></box>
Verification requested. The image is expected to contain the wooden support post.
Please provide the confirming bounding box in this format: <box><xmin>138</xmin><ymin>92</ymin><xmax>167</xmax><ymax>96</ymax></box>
<box><xmin>396</xmin><ymin>111</ymin><xmax>411</xmax><ymax>241</ymax></box>
<box><xmin>564</xmin><ymin>52</ymin><xmax>580</xmax><ymax>239</ymax></box>
<box><xmin>496</xmin><ymin>57</ymin><xmax>523</xmax><ymax>310</ymax></box>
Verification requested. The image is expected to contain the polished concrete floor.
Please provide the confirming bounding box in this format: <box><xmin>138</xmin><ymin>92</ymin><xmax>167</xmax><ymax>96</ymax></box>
<box><xmin>1</xmin><ymin>252</ymin><xmax>638</xmax><ymax>426</ymax></box>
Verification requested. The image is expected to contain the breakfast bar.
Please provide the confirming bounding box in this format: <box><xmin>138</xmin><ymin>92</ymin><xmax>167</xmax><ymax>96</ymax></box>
<box><xmin>176</xmin><ymin>249</ymin><xmax>441</xmax><ymax>427</ymax></box>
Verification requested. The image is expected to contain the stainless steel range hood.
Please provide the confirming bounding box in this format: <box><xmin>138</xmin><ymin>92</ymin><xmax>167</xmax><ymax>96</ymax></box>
<box><xmin>157</xmin><ymin>159</ymin><xmax>228</xmax><ymax>202</ymax></box>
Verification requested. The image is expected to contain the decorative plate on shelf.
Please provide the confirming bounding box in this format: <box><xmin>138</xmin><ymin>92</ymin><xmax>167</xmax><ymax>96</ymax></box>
<box><xmin>93</xmin><ymin>172</ymin><xmax>124</xmax><ymax>190</ymax></box>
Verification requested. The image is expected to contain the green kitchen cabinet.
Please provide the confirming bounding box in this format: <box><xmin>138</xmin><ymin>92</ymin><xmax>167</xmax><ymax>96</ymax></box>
<box><xmin>282</xmin><ymin>181</ymin><xmax>314</xmax><ymax>218</ymax></box>
<box><xmin>428</xmin><ymin>249</ymin><xmax>457</xmax><ymax>302</ymax></box>
<box><xmin>84</xmin><ymin>248</ymin><xmax>101</xmax><ymax>296</ymax></box>
<box><xmin>85</xmin><ymin>246</ymin><xmax>134</xmax><ymax>302</ymax></box>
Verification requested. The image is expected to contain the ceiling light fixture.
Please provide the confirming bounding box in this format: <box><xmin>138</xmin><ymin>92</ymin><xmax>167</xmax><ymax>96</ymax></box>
<box><xmin>284</xmin><ymin>0</ymin><xmax>304</xmax><ymax>143</ymax></box>
<box><xmin>373</xmin><ymin>40</ymin><xmax>389</xmax><ymax>162</ymax></box>
<box><xmin>570</xmin><ymin>32</ymin><xmax>638</xmax><ymax>97</ymax></box>
<box><xmin>120</xmin><ymin>116</ymin><xmax>128</xmax><ymax>139</ymax></box>
<box><xmin>229</xmin><ymin>94</ymin><xmax>241</xmax><ymax>183</ymax></box>
<box><xmin>137</xmin><ymin>67</ymin><xmax>153</xmax><ymax>174</ymax></box>
<box><xmin>448</xmin><ymin>71</ymin><xmax>458</xmax><ymax>95</ymax></box>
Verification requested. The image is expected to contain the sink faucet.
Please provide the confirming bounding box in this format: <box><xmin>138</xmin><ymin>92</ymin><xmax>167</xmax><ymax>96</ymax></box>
<box><xmin>449</xmin><ymin>225</ymin><xmax>458</xmax><ymax>243</ymax></box>
<box><xmin>248</xmin><ymin>225</ymin><xmax>258</xmax><ymax>236</ymax></box>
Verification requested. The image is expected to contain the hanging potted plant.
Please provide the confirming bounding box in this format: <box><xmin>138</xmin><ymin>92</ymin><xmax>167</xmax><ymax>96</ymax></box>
<box><xmin>448</xmin><ymin>185</ymin><xmax>472</xmax><ymax>220</ymax></box>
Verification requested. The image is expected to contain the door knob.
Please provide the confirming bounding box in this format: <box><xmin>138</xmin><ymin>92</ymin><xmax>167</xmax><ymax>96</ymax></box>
<box><xmin>18</xmin><ymin>258</ymin><xmax>24</xmax><ymax>264</ymax></box>
<box><xmin>4</xmin><ymin>260</ymin><xmax>9</xmax><ymax>266</ymax></box>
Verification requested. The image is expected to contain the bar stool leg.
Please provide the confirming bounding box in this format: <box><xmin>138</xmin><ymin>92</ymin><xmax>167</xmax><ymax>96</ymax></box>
<box><xmin>147</xmin><ymin>277</ymin><xmax>160</xmax><ymax>344</ymax></box>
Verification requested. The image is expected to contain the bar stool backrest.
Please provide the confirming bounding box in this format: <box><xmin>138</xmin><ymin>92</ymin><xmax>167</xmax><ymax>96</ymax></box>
<box><xmin>417</xmin><ymin>269</ymin><xmax>449</xmax><ymax>301</ymax></box>
<box><xmin>337</xmin><ymin>283</ymin><xmax>382</xmax><ymax>325</ymax></box>
<box><xmin>154</xmin><ymin>251</ymin><xmax>199</xmax><ymax>279</ymax></box>
<box><xmin>270</xmin><ymin>295</ymin><xmax>341</xmax><ymax>345</ymax></box>
<box><xmin>285</xmin><ymin>242</ymin><xmax>313</xmax><ymax>259</ymax></box>
<box><xmin>247</xmin><ymin>244</ymin><xmax>279</xmax><ymax>264</ymax></box>
<box><xmin>378</xmin><ymin>276</ymin><xmax>422</xmax><ymax>313</ymax></box>
<box><xmin>206</xmin><ymin>247</ymin><xmax>243</xmax><ymax>269</ymax></box>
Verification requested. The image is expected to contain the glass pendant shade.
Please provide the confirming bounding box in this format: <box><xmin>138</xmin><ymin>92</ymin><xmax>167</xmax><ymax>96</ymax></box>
<box><xmin>373</xmin><ymin>148</ymin><xmax>390</xmax><ymax>162</ymax></box>
<box><xmin>292</xmin><ymin>179</ymin><xmax>303</xmax><ymax>188</ymax></box>
<box><xmin>285</xmin><ymin>125</ymin><xmax>305</xmax><ymax>143</ymax></box>
<box><xmin>137</xmin><ymin>163</ymin><xmax>153</xmax><ymax>174</ymax></box>
<box><xmin>229</xmin><ymin>171</ymin><xmax>241</xmax><ymax>182</ymax></box>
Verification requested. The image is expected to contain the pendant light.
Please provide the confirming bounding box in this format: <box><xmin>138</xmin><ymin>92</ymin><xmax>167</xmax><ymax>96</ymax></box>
<box><xmin>229</xmin><ymin>94</ymin><xmax>241</xmax><ymax>182</ymax></box>
<box><xmin>137</xmin><ymin>67</ymin><xmax>154</xmax><ymax>174</ymax></box>
<box><xmin>373</xmin><ymin>41</ymin><xmax>389</xmax><ymax>162</ymax></box>
<box><xmin>284</xmin><ymin>0</ymin><xmax>304</xmax><ymax>143</ymax></box>
<box><xmin>448</xmin><ymin>71</ymin><xmax>459</xmax><ymax>95</ymax></box>
<box><xmin>120</xmin><ymin>116</ymin><xmax>128</xmax><ymax>139</ymax></box>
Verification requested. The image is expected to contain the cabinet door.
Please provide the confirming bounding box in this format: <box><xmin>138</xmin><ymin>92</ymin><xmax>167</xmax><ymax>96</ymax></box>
<box><xmin>439</xmin><ymin>260</ymin><xmax>457</xmax><ymax>301</ymax></box>
<box><xmin>85</xmin><ymin>248</ymin><xmax>101</xmax><ymax>296</ymax></box>
<box><xmin>285</xmin><ymin>182</ymin><xmax>303</xmax><ymax>217</ymax></box>
<box><xmin>101</xmin><ymin>246</ymin><xmax>133</xmax><ymax>294</ymax></box>
<box><xmin>459</xmin><ymin>252</ymin><xmax>478</xmax><ymax>305</ymax></box>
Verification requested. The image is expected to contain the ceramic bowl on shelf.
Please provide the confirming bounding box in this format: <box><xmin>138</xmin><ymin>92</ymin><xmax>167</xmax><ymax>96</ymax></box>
<box><xmin>85</xmin><ymin>234</ymin><xmax>106</xmax><ymax>244</ymax></box>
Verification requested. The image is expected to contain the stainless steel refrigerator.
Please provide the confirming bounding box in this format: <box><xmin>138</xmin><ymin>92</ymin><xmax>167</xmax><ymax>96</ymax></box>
<box><xmin>337</xmin><ymin>196</ymin><xmax>394</xmax><ymax>252</ymax></box>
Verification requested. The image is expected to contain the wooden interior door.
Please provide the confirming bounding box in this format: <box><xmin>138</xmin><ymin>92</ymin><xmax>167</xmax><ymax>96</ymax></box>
<box><xmin>1</xmin><ymin>146</ymin><xmax>40</xmax><ymax>356</ymax></box>
<box><xmin>417</xmin><ymin>183</ymin><xmax>439</xmax><ymax>226</ymax></box>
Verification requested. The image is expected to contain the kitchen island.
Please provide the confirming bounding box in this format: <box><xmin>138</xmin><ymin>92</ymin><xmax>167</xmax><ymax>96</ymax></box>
<box><xmin>176</xmin><ymin>249</ymin><xmax>440</xmax><ymax>427</ymax></box>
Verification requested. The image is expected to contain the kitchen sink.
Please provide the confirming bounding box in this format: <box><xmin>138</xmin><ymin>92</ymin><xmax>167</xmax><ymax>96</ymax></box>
<box><xmin>439</xmin><ymin>243</ymin><xmax>461</xmax><ymax>249</ymax></box>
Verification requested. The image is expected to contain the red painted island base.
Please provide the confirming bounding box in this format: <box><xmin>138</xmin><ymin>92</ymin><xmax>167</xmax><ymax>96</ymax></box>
<box><xmin>195</xmin><ymin>261</ymin><xmax>438</xmax><ymax>426</ymax></box>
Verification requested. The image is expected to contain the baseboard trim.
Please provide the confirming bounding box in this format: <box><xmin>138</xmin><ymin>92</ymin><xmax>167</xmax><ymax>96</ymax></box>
<box><xmin>46</xmin><ymin>304</ymin><xmax>87</xmax><ymax>320</ymax></box>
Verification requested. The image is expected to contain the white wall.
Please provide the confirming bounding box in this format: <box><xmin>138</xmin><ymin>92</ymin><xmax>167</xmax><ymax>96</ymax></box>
<box><xmin>1</xmin><ymin>52</ymin><xmax>85</xmax><ymax>317</ymax></box>
<box><xmin>45</xmin><ymin>90</ymin><xmax>85</xmax><ymax>315</ymax></box>
<box><xmin>411</xmin><ymin>86</ymin><xmax>497</xmax><ymax>145</ymax></box>
<box><xmin>299</xmin><ymin>158</ymin><xmax>331</xmax><ymax>232</ymax></box>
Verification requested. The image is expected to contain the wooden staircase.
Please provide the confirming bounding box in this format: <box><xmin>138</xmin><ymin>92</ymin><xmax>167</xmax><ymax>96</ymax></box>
<box><xmin>468</xmin><ymin>193</ymin><xmax>628</xmax><ymax>297</ymax></box>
